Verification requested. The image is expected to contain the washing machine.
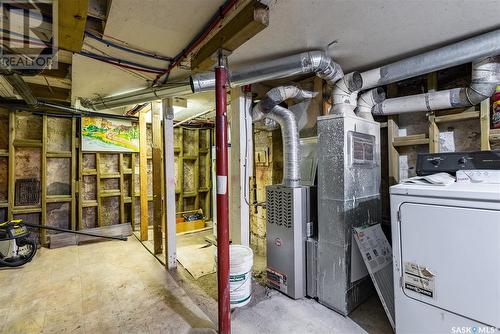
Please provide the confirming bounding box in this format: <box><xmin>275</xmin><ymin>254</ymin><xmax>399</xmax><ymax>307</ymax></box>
<box><xmin>390</xmin><ymin>181</ymin><xmax>500</xmax><ymax>333</ymax></box>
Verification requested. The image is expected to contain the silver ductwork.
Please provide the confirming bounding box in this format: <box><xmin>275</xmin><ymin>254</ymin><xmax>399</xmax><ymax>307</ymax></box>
<box><xmin>331</xmin><ymin>72</ymin><xmax>363</xmax><ymax>115</ymax></box>
<box><xmin>360</xmin><ymin>28</ymin><xmax>500</xmax><ymax>90</ymax></box>
<box><xmin>4</xmin><ymin>73</ymin><xmax>38</xmax><ymax>105</ymax></box>
<box><xmin>81</xmin><ymin>82</ymin><xmax>192</xmax><ymax>110</ymax></box>
<box><xmin>191</xmin><ymin>51</ymin><xmax>343</xmax><ymax>93</ymax></box>
<box><xmin>372</xmin><ymin>56</ymin><xmax>500</xmax><ymax>115</ymax></box>
<box><xmin>356</xmin><ymin>88</ymin><xmax>385</xmax><ymax>120</ymax></box>
<box><xmin>252</xmin><ymin>86</ymin><xmax>316</xmax><ymax>188</ymax></box>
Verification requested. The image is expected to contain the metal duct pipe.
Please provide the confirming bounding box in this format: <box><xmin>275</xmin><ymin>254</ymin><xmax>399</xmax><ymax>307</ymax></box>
<box><xmin>372</xmin><ymin>56</ymin><xmax>500</xmax><ymax>115</ymax></box>
<box><xmin>3</xmin><ymin>73</ymin><xmax>38</xmax><ymax>105</ymax></box>
<box><xmin>191</xmin><ymin>51</ymin><xmax>343</xmax><ymax>93</ymax></box>
<box><xmin>360</xmin><ymin>28</ymin><xmax>500</xmax><ymax>90</ymax></box>
<box><xmin>81</xmin><ymin>82</ymin><xmax>192</xmax><ymax>110</ymax></box>
<box><xmin>331</xmin><ymin>72</ymin><xmax>363</xmax><ymax>114</ymax></box>
<box><xmin>252</xmin><ymin>86</ymin><xmax>316</xmax><ymax>187</ymax></box>
<box><xmin>356</xmin><ymin>88</ymin><xmax>386</xmax><ymax>120</ymax></box>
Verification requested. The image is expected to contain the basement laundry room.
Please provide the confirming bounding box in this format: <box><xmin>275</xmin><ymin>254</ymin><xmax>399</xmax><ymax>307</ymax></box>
<box><xmin>0</xmin><ymin>1</ymin><xmax>500</xmax><ymax>334</ymax></box>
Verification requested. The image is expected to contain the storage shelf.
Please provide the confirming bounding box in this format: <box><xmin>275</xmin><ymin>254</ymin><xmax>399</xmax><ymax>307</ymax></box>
<box><xmin>434</xmin><ymin>110</ymin><xmax>480</xmax><ymax>124</ymax></box>
<box><xmin>393</xmin><ymin>134</ymin><xmax>429</xmax><ymax>147</ymax></box>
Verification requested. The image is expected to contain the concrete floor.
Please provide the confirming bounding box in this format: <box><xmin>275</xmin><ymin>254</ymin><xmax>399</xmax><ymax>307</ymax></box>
<box><xmin>0</xmin><ymin>237</ymin><xmax>215</xmax><ymax>334</ymax></box>
<box><xmin>0</xmin><ymin>231</ymin><xmax>392</xmax><ymax>334</ymax></box>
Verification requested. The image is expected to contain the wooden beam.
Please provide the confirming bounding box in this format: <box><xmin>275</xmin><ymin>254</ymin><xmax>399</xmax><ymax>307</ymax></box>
<box><xmin>42</xmin><ymin>63</ymin><xmax>71</xmax><ymax>79</ymax></box>
<box><xmin>27</xmin><ymin>83</ymin><xmax>70</xmax><ymax>101</ymax></box>
<box><xmin>191</xmin><ymin>0</ymin><xmax>269</xmax><ymax>71</ymax></box>
<box><xmin>152</xmin><ymin>105</ymin><xmax>164</xmax><ymax>254</ymax></box>
<box><xmin>139</xmin><ymin>111</ymin><xmax>149</xmax><ymax>241</ymax></box>
<box><xmin>23</xmin><ymin>75</ymin><xmax>71</xmax><ymax>90</ymax></box>
<box><xmin>58</xmin><ymin>0</ymin><xmax>89</xmax><ymax>52</ymax></box>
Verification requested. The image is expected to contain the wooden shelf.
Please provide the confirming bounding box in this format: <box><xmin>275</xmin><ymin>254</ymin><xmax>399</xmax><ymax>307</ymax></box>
<box><xmin>490</xmin><ymin>128</ymin><xmax>500</xmax><ymax>142</ymax></box>
<box><xmin>434</xmin><ymin>110</ymin><xmax>480</xmax><ymax>124</ymax></box>
<box><xmin>393</xmin><ymin>134</ymin><xmax>429</xmax><ymax>147</ymax></box>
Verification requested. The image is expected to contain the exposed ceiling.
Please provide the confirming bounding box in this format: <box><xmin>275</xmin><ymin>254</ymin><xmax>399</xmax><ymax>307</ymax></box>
<box><xmin>70</xmin><ymin>0</ymin><xmax>500</xmax><ymax>120</ymax></box>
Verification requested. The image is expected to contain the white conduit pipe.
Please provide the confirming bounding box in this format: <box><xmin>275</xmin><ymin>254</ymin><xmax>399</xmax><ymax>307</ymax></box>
<box><xmin>252</xmin><ymin>86</ymin><xmax>316</xmax><ymax>187</ymax></box>
<box><xmin>360</xmin><ymin>28</ymin><xmax>500</xmax><ymax>90</ymax></box>
<box><xmin>372</xmin><ymin>56</ymin><xmax>500</xmax><ymax>115</ymax></box>
<box><xmin>356</xmin><ymin>87</ymin><xmax>385</xmax><ymax>120</ymax></box>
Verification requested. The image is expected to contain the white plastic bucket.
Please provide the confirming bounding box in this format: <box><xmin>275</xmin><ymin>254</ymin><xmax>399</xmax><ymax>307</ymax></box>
<box><xmin>215</xmin><ymin>245</ymin><xmax>254</xmax><ymax>308</ymax></box>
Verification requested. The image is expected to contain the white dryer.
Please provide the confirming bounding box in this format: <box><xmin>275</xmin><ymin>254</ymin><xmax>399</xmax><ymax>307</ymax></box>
<box><xmin>390</xmin><ymin>182</ymin><xmax>500</xmax><ymax>334</ymax></box>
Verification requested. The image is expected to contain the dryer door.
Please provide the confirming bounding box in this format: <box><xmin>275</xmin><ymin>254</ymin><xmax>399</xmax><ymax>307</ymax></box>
<box><xmin>399</xmin><ymin>203</ymin><xmax>500</xmax><ymax>327</ymax></box>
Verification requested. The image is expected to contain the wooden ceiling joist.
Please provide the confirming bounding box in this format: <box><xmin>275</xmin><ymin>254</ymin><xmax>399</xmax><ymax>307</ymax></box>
<box><xmin>58</xmin><ymin>0</ymin><xmax>89</xmax><ymax>53</ymax></box>
<box><xmin>27</xmin><ymin>83</ymin><xmax>70</xmax><ymax>101</ymax></box>
<box><xmin>191</xmin><ymin>0</ymin><xmax>269</xmax><ymax>71</ymax></box>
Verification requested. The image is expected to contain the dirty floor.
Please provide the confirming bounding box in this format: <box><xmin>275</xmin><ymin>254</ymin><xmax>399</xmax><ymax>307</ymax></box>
<box><xmin>0</xmin><ymin>237</ymin><xmax>215</xmax><ymax>334</ymax></box>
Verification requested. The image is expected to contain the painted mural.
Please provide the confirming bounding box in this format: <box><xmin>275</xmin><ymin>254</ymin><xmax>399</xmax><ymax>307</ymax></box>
<box><xmin>81</xmin><ymin>117</ymin><xmax>139</xmax><ymax>152</ymax></box>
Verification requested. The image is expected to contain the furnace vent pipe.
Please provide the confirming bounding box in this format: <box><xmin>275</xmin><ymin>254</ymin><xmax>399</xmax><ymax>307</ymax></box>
<box><xmin>252</xmin><ymin>86</ymin><xmax>316</xmax><ymax>187</ymax></box>
<box><xmin>372</xmin><ymin>56</ymin><xmax>500</xmax><ymax>115</ymax></box>
<box><xmin>331</xmin><ymin>72</ymin><xmax>363</xmax><ymax>114</ymax></box>
<box><xmin>356</xmin><ymin>87</ymin><xmax>386</xmax><ymax>120</ymax></box>
<box><xmin>191</xmin><ymin>51</ymin><xmax>343</xmax><ymax>93</ymax></box>
<box><xmin>360</xmin><ymin>28</ymin><xmax>500</xmax><ymax>90</ymax></box>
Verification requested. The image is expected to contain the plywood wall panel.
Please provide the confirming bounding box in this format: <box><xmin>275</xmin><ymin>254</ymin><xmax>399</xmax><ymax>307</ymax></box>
<box><xmin>82</xmin><ymin>175</ymin><xmax>96</xmax><ymax>200</ymax></box>
<box><xmin>15</xmin><ymin>148</ymin><xmax>41</xmax><ymax>180</ymax></box>
<box><xmin>99</xmin><ymin>154</ymin><xmax>119</xmax><ymax>173</ymax></box>
<box><xmin>82</xmin><ymin>207</ymin><xmax>97</xmax><ymax>229</ymax></box>
<box><xmin>101</xmin><ymin>197</ymin><xmax>120</xmax><ymax>226</ymax></box>
<box><xmin>46</xmin><ymin>158</ymin><xmax>71</xmax><ymax>195</ymax></box>
<box><xmin>46</xmin><ymin>202</ymin><xmax>70</xmax><ymax>233</ymax></box>
<box><xmin>82</xmin><ymin>153</ymin><xmax>96</xmax><ymax>170</ymax></box>
<box><xmin>47</xmin><ymin>118</ymin><xmax>72</xmax><ymax>152</ymax></box>
<box><xmin>15</xmin><ymin>113</ymin><xmax>42</xmax><ymax>140</ymax></box>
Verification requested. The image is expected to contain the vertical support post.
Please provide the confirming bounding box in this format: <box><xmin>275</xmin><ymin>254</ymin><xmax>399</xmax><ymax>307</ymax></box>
<box><xmin>163</xmin><ymin>98</ymin><xmax>177</xmax><ymax>269</ymax></box>
<box><xmin>427</xmin><ymin>72</ymin><xmax>439</xmax><ymax>153</ymax></box>
<box><xmin>229</xmin><ymin>86</ymin><xmax>252</xmax><ymax>246</ymax></box>
<box><xmin>139</xmin><ymin>110</ymin><xmax>149</xmax><ymax>241</ymax></box>
<box><xmin>8</xmin><ymin>112</ymin><xmax>15</xmax><ymax>220</ymax></box>
<box><xmin>215</xmin><ymin>65</ymin><xmax>230</xmax><ymax>334</ymax></box>
<box><xmin>480</xmin><ymin>98</ymin><xmax>491</xmax><ymax>151</ymax></box>
<box><xmin>152</xmin><ymin>103</ymin><xmax>164</xmax><ymax>254</ymax></box>
<box><xmin>71</xmin><ymin>117</ymin><xmax>77</xmax><ymax>231</ymax></box>
<box><xmin>41</xmin><ymin>115</ymin><xmax>47</xmax><ymax>245</ymax></box>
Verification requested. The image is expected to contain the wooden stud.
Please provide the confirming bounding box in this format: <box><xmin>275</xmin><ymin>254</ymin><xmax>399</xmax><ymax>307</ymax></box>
<box><xmin>428</xmin><ymin>115</ymin><xmax>440</xmax><ymax>153</ymax></box>
<box><xmin>96</xmin><ymin>153</ymin><xmax>102</xmax><ymax>226</ymax></box>
<box><xmin>119</xmin><ymin>154</ymin><xmax>126</xmax><ymax>225</ymax></box>
<box><xmin>41</xmin><ymin>116</ymin><xmax>47</xmax><ymax>245</ymax></box>
<box><xmin>139</xmin><ymin>111</ymin><xmax>148</xmax><ymax>241</ymax></box>
<box><xmin>480</xmin><ymin>98</ymin><xmax>491</xmax><ymax>151</ymax></box>
<box><xmin>387</xmin><ymin>83</ymin><xmax>400</xmax><ymax>185</ymax></box>
<box><xmin>152</xmin><ymin>106</ymin><xmax>164</xmax><ymax>254</ymax></box>
<box><xmin>130</xmin><ymin>153</ymin><xmax>136</xmax><ymax>231</ymax></box>
<box><xmin>8</xmin><ymin>112</ymin><xmax>15</xmax><ymax>220</ymax></box>
<box><xmin>70</xmin><ymin>117</ymin><xmax>77</xmax><ymax>231</ymax></box>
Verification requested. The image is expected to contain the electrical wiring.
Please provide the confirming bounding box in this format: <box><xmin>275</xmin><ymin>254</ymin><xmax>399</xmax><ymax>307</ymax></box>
<box><xmin>84</xmin><ymin>31</ymin><xmax>173</xmax><ymax>62</ymax></box>
<box><xmin>154</xmin><ymin>0</ymin><xmax>240</xmax><ymax>85</ymax></box>
<box><xmin>79</xmin><ymin>51</ymin><xmax>164</xmax><ymax>74</ymax></box>
<box><xmin>79</xmin><ymin>50</ymin><xmax>165</xmax><ymax>73</ymax></box>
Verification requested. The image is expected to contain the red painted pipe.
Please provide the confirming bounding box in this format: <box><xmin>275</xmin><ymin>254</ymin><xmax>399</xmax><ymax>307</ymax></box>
<box><xmin>215</xmin><ymin>65</ymin><xmax>231</xmax><ymax>334</ymax></box>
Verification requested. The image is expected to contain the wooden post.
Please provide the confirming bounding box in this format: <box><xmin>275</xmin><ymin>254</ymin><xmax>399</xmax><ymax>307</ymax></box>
<box><xmin>41</xmin><ymin>115</ymin><xmax>48</xmax><ymax>245</ymax></box>
<box><xmin>427</xmin><ymin>73</ymin><xmax>439</xmax><ymax>153</ymax></box>
<box><xmin>480</xmin><ymin>98</ymin><xmax>491</xmax><ymax>151</ymax></box>
<box><xmin>152</xmin><ymin>104</ymin><xmax>164</xmax><ymax>254</ymax></box>
<box><xmin>163</xmin><ymin>98</ymin><xmax>177</xmax><ymax>269</ymax></box>
<box><xmin>387</xmin><ymin>84</ymin><xmax>400</xmax><ymax>185</ymax></box>
<box><xmin>130</xmin><ymin>154</ymin><xmax>136</xmax><ymax>230</ymax></box>
<box><xmin>8</xmin><ymin>112</ymin><xmax>15</xmax><ymax>220</ymax></box>
<box><xmin>96</xmin><ymin>153</ymin><xmax>102</xmax><ymax>226</ymax></box>
<box><xmin>71</xmin><ymin>117</ymin><xmax>77</xmax><ymax>231</ymax></box>
<box><xmin>119</xmin><ymin>154</ymin><xmax>126</xmax><ymax>225</ymax></box>
<box><xmin>229</xmin><ymin>86</ymin><xmax>252</xmax><ymax>246</ymax></box>
<box><xmin>139</xmin><ymin>110</ymin><xmax>149</xmax><ymax>241</ymax></box>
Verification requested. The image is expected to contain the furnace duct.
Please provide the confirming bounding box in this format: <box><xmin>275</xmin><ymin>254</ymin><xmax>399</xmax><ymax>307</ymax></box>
<box><xmin>331</xmin><ymin>72</ymin><xmax>363</xmax><ymax>115</ymax></box>
<box><xmin>252</xmin><ymin>86</ymin><xmax>316</xmax><ymax>188</ymax></box>
<box><xmin>372</xmin><ymin>56</ymin><xmax>500</xmax><ymax>115</ymax></box>
<box><xmin>191</xmin><ymin>51</ymin><xmax>343</xmax><ymax>93</ymax></box>
<box><xmin>356</xmin><ymin>88</ymin><xmax>386</xmax><ymax>120</ymax></box>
